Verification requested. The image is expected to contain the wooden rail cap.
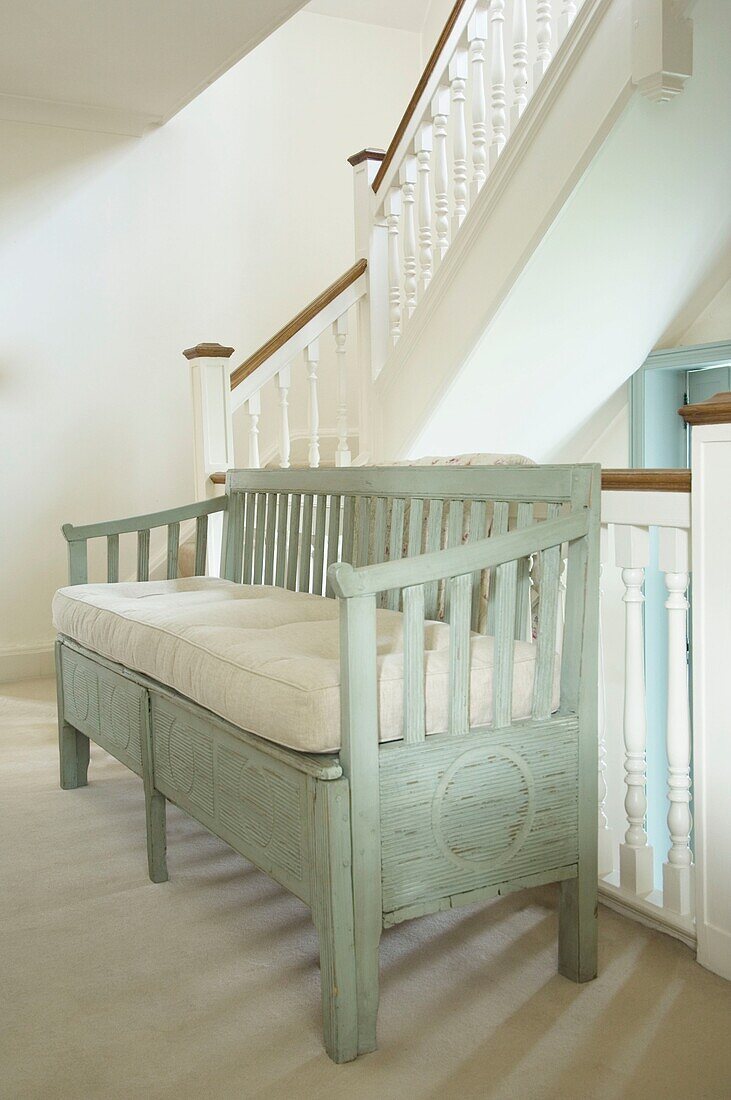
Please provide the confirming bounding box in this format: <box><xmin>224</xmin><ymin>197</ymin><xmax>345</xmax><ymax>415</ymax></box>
<box><xmin>372</xmin><ymin>0</ymin><xmax>469</xmax><ymax>193</ymax></box>
<box><xmin>183</xmin><ymin>342</ymin><xmax>235</xmax><ymax>360</ymax></box>
<box><xmin>230</xmin><ymin>259</ymin><xmax>367</xmax><ymax>390</ymax></box>
<box><xmin>679</xmin><ymin>391</ymin><xmax>731</xmax><ymax>426</ymax></box>
<box><xmin>347</xmin><ymin>148</ymin><xmax>386</xmax><ymax>167</ymax></box>
<box><xmin>601</xmin><ymin>469</ymin><xmax>691</xmax><ymax>492</ymax></box>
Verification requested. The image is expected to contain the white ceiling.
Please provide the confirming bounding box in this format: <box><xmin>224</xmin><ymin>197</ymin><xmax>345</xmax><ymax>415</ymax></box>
<box><xmin>0</xmin><ymin>0</ymin><xmax>308</xmax><ymax>136</ymax></box>
<box><xmin>306</xmin><ymin>0</ymin><xmax>429</xmax><ymax>32</ymax></box>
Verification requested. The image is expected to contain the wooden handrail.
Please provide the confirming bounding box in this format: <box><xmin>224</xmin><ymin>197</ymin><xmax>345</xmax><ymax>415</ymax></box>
<box><xmin>230</xmin><ymin>259</ymin><xmax>367</xmax><ymax>390</ymax></box>
<box><xmin>679</xmin><ymin>391</ymin><xmax>731</xmax><ymax>426</ymax></box>
<box><xmin>372</xmin><ymin>0</ymin><xmax>470</xmax><ymax>193</ymax></box>
<box><xmin>601</xmin><ymin>469</ymin><xmax>691</xmax><ymax>492</ymax></box>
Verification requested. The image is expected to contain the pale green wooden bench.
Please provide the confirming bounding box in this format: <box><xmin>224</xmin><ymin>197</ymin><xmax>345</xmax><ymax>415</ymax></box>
<box><xmin>56</xmin><ymin>465</ymin><xmax>600</xmax><ymax>1063</ymax></box>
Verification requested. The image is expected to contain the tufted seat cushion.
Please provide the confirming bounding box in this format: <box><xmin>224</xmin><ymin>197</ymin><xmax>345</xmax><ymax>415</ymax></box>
<box><xmin>53</xmin><ymin>578</ymin><xmax>557</xmax><ymax>754</ymax></box>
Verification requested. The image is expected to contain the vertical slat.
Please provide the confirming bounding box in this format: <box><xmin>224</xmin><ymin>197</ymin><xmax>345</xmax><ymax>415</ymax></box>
<box><xmin>325</xmin><ymin>494</ymin><xmax>342</xmax><ymax>598</ymax></box>
<box><xmin>406</xmin><ymin>497</ymin><xmax>425</xmax><ymax>557</ymax></box>
<box><xmin>469</xmin><ymin>5</ymin><xmax>488</xmax><ymax>201</ymax></box>
<box><xmin>534</xmin><ymin>0</ymin><xmax>553</xmax><ymax>84</ymax></box>
<box><xmin>299</xmin><ymin>494</ymin><xmax>314</xmax><ymax>592</ymax></box>
<box><xmin>166</xmin><ymin>522</ymin><xmax>180</xmax><ymax>580</ymax></box>
<box><xmin>276</xmin><ymin>366</ymin><xmax>291</xmax><ymax>469</ymax></box>
<box><xmin>341</xmin><ymin>496</ymin><xmax>355</xmax><ymax>565</ymax></box>
<box><xmin>264</xmin><ymin>492</ymin><xmax>277</xmax><ymax>585</ymax></box>
<box><xmin>355</xmin><ymin>496</ymin><xmax>370</xmax><ymax>568</ymax></box>
<box><xmin>449</xmin><ymin>48</ymin><xmax>468</xmax><ymax>234</ymax></box>
<box><xmin>469</xmin><ymin>499</ymin><xmax>488</xmax><ymax>630</ymax></box>
<box><xmin>403</xmin><ymin>584</ymin><xmax>426</xmax><ymax>744</ymax></box>
<box><xmin>486</xmin><ymin>500</ymin><xmax>509</xmax><ymax>633</ymax></box>
<box><xmin>373</xmin><ymin>496</ymin><xmax>388</xmax><ymax>608</ymax></box>
<box><xmin>137</xmin><ymin>528</ymin><xmax>151</xmax><ymax>582</ymax></box>
<box><xmin>443</xmin><ymin>499</ymin><xmax>464</xmax><ymax>620</ymax></box>
<box><xmin>514</xmin><ymin>500</ymin><xmax>535</xmax><ymax>639</ymax></box>
<box><xmin>242</xmin><ymin>493</ymin><xmax>256</xmax><ymax>584</ymax></box>
<box><xmin>448</xmin><ymin>573</ymin><xmax>472</xmax><ymax>735</ymax></box>
<box><xmin>312</xmin><ymin>493</ymin><xmax>328</xmax><ymax>596</ymax></box>
<box><xmin>305</xmin><ymin>341</ymin><xmax>320</xmax><ymax>468</ymax></box>
<box><xmin>489</xmin><ymin>0</ymin><xmax>507</xmax><ymax>169</ymax></box>
<box><xmin>532</xmin><ymin>502</ymin><xmax>561</xmax><ymax>719</ymax></box>
<box><xmin>333</xmin><ymin>317</ymin><xmax>351</xmax><ymax>467</ymax></box>
<box><xmin>247</xmin><ymin>392</ymin><xmax>261</xmax><ymax>468</ymax></box>
<box><xmin>415</xmin><ymin>123</ymin><xmax>433</xmax><ymax>293</ymax></box>
<box><xmin>224</xmin><ymin>491</ymin><xmax>245</xmax><ymax>583</ymax></box>
<box><xmin>252</xmin><ymin>492</ymin><xmax>267</xmax><ymax>584</ymax></box>
<box><xmin>194</xmin><ymin>514</ymin><xmax>208</xmax><ymax>576</ymax></box>
<box><xmin>510</xmin><ymin>0</ymin><xmax>529</xmax><ymax>128</ymax></box>
<box><xmin>400</xmin><ymin>156</ymin><xmax>417</xmax><ymax>318</ymax></box>
<box><xmin>423</xmin><ymin>498</ymin><xmax>444</xmax><ymax>618</ymax></box>
<box><xmin>275</xmin><ymin>493</ymin><xmax>289</xmax><ymax>587</ymax></box>
<box><xmin>286</xmin><ymin>493</ymin><xmax>302</xmax><ymax>591</ymax></box>
<box><xmin>431</xmin><ymin>86</ymin><xmax>450</xmax><ymax>264</ymax></box>
<box><xmin>385</xmin><ymin>188</ymin><xmax>402</xmax><ymax>344</ymax></box>
<box><xmin>106</xmin><ymin>533</ymin><xmax>119</xmax><ymax>583</ymax></box>
<box><xmin>385</xmin><ymin>497</ymin><xmax>406</xmax><ymax>611</ymax></box>
<box><xmin>492</xmin><ymin>553</ymin><xmax>519</xmax><ymax>729</ymax></box>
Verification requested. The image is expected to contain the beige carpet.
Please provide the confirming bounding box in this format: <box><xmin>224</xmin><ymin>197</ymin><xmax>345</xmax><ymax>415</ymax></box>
<box><xmin>1</xmin><ymin>680</ymin><xmax>729</xmax><ymax>1100</ymax></box>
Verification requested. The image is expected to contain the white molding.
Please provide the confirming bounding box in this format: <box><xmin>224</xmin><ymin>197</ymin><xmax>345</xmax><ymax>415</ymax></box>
<box><xmin>0</xmin><ymin>642</ymin><xmax>55</xmax><ymax>684</ymax></box>
<box><xmin>601</xmin><ymin>490</ymin><xmax>691</xmax><ymax>530</ymax></box>
<box><xmin>599</xmin><ymin>878</ymin><xmax>696</xmax><ymax>951</ymax></box>
<box><xmin>0</xmin><ymin>92</ymin><xmax>160</xmax><ymax>137</ymax></box>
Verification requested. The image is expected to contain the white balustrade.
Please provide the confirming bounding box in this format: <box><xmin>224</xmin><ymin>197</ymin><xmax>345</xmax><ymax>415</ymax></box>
<box><xmin>400</xmin><ymin>156</ymin><xmax>418</xmax><ymax>319</ymax></box>
<box><xmin>385</xmin><ymin>187</ymin><xmax>402</xmax><ymax>344</ymax></box>
<box><xmin>449</xmin><ymin>48</ymin><xmax>469</xmax><ymax>235</ymax></box>
<box><xmin>276</xmin><ymin>366</ymin><xmax>291</xmax><ymax>469</ymax></box>
<box><xmin>468</xmin><ymin>7</ymin><xmax>488</xmax><ymax>201</ymax></box>
<box><xmin>534</xmin><ymin>0</ymin><xmax>554</xmax><ymax>84</ymax></box>
<box><xmin>305</xmin><ymin>339</ymin><xmax>320</xmax><ymax>468</ymax></box>
<box><xmin>247</xmin><ymin>392</ymin><xmax>261</xmax><ymax>469</ymax></box>
<box><xmin>597</xmin><ymin>528</ymin><xmax>615</xmax><ymax>878</ymax></box>
<box><xmin>489</xmin><ymin>0</ymin><xmax>507</xmax><ymax>169</ymax></box>
<box><xmin>559</xmin><ymin>0</ymin><xmax>578</xmax><ymax>43</ymax></box>
<box><xmin>431</xmin><ymin>86</ymin><xmax>451</xmax><ymax>266</ymax></box>
<box><xmin>333</xmin><ymin>314</ymin><xmax>351</xmax><ymax>467</ymax></box>
<box><xmin>511</xmin><ymin>0</ymin><xmax>529</xmax><ymax>128</ymax></box>
<box><xmin>415</xmin><ymin>123</ymin><xmax>433</xmax><ymax>292</ymax></box>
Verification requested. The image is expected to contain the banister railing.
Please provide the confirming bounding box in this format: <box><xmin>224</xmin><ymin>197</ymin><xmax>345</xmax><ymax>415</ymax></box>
<box><xmin>597</xmin><ymin>467</ymin><xmax>694</xmax><ymax>944</ymax></box>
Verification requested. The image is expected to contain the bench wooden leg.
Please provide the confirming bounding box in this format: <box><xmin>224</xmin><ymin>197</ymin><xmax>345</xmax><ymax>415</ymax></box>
<box><xmin>58</xmin><ymin>721</ymin><xmax>90</xmax><ymax>790</ymax></box>
<box><xmin>558</xmin><ymin>870</ymin><xmax>598</xmax><ymax>983</ymax></box>
<box><xmin>140</xmin><ymin>701</ymin><xmax>168</xmax><ymax>884</ymax></box>
<box><xmin>310</xmin><ymin>778</ymin><xmax>359</xmax><ymax>1063</ymax></box>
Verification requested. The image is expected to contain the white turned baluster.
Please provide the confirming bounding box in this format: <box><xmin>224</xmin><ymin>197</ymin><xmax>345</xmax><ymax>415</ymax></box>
<box><xmin>400</xmin><ymin>156</ymin><xmax>417</xmax><ymax>319</ymax></box>
<box><xmin>449</xmin><ymin>48</ymin><xmax>469</xmax><ymax>235</ymax></box>
<box><xmin>415</xmin><ymin>123</ymin><xmax>433</xmax><ymax>293</ymax></box>
<box><xmin>511</xmin><ymin>0</ymin><xmax>529</xmax><ymax>129</ymax></box>
<box><xmin>275</xmin><ymin>366</ymin><xmax>291</xmax><ymax>469</ymax></box>
<box><xmin>489</xmin><ymin>0</ymin><xmax>507</xmax><ymax>170</ymax></box>
<box><xmin>534</xmin><ymin>0</ymin><xmax>554</xmax><ymax>85</ymax></box>
<box><xmin>305</xmin><ymin>340</ymin><xmax>320</xmax><ymax>468</ymax></box>
<box><xmin>247</xmin><ymin>391</ymin><xmax>261</xmax><ymax>468</ymax></box>
<box><xmin>558</xmin><ymin>0</ymin><xmax>577</xmax><ymax>43</ymax></box>
<box><xmin>615</xmin><ymin>525</ymin><xmax>654</xmax><ymax>897</ymax></box>
<box><xmin>431</xmin><ymin>86</ymin><xmax>450</xmax><ymax>265</ymax></box>
<box><xmin>598</xmin><ymin>528</ymin><xmax>615</xmax><ymax>878</ymax></box>
<box><xmin>333</xmin><ymin>314</ymin><xmax>351</xmax><ymax>467</ymax></box>
<box><xmin>468</xmin><ymin>6</ymin><xmax>488</xmax><ymax>201</ymax></box>
<box><xmin>385</xmin><ymin>187</ymin><xmax>402</xmax><ymax>344</ymax></box>
<box><xmin>660</xmin><ymin>527</ymin><xmax>693</xmax><ymax>915</ymax></box>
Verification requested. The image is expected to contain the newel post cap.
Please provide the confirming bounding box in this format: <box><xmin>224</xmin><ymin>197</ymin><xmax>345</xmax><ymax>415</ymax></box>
<box><xmin>678</xmin><ymin>392</ymin><xmax>731</xmax><ymax>426</ymax></box>
<box><xmin>183</xmin><ymin>342</ymin><xmax>235</xmax><ymax>360</ymax></box>
<box><xmin>347</xmin><ymin>148</ymin><xmax>386</xmax><ymax>167</ymax></box>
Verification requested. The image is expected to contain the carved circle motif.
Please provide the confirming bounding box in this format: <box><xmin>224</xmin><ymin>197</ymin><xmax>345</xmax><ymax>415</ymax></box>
<box><xmin>105</xmin><ymin>686</ymin><xmax>132</xmax><ymax>750</ymax></box>
<box><xmin>168</xmin><ymin>721</ymin><xmax>195</xmax><ymax>793</ymax></box>
<box><xmin>431</xmin><ymin>745</ymin><xmax>536</xmax><ymax>873</ymax></box>
<box><xmin>72</xmin><ymin>665</ymin><xmax>91</xmax><ymax>721</ymax></box>
<box><xmin>237</xmin><ymin>761</ymin><xmax>275</xmax><ymax>849</ymax></box>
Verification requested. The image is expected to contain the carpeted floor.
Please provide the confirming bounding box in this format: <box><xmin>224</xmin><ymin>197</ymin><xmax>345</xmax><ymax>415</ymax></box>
<box><xmin>1</xmin><ymin>679</ymin><xmax>729</xmax><ymax>1100</ymax></box>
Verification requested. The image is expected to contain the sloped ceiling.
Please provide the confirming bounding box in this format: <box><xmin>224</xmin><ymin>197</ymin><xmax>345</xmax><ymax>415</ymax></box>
<box><xmin>0</xmin><ymin>0</ymin><xmax>308</xmax><ymax>136</ymax></box>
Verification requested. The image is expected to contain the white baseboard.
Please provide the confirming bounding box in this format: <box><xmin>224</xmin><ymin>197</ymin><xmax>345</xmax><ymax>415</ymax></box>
<box><xmin>0</xmin><ymin>642</ymin><xmax>56</xmax><ymax>684</ymax></box>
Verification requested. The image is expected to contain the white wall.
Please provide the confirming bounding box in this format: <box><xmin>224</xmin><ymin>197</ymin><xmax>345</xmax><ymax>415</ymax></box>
<box><xmin>0</xmin><ymin>11</ymin><xmax>421</xmax><ymax>676</ymax></box>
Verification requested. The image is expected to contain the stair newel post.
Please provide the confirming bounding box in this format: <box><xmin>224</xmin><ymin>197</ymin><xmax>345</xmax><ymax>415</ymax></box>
<box><xmin>333</xmin><ymin>313</ymin><xmax>351</xmax><ymax>467</ymax></box>
<box><xmin>183</xmin><ymin>342</ymin><xmax>235</xmax><ymax>573</ymax></box>
<box><xmin>430</xmin><ymin>86</ymin><xmax>451</xmax><ymax>267</ymax></box>
<box><xmin>305</xmin><ymin>338</ymin><xmax>321</xmax><ymax>468</ymax></box>
<box><xmin>385</xmin><ymin>187</ymin><xmax>402</xmax><ymax>346</ymax></box>
<box><xmin>680</xmin><ymin>392</ymin><xmax>731</xmax><ymax>980</ymax></box>
<box><xmin>400</xmin><ymin>155</ymin><xmax>417</xmax><ymax>320</ymax></box>
<box><xmin>489</xmin><ymin>0</ymin><xmax>507</xmax><ymax>170</ymax></box>
<box><xmin>534</xmin><ymin>0</ymin><xmax>554</xmax><ymax>85</ymax></box>
<box><xmin>511</xmin><ymin>0</ymin><xmax>529</xmax><ymax>129</ymax></box>
<box><xmin>614</xmin><ymin>523</ymin><xmax>654</xmax><ymax>897</ymax></box>
<box><xmin>415</xmin><ymin>123</ymin><xmax>433</xmax><ymax>294</ymax></box>
<box><xmin>349</xmin><ymin>148</ymin><xmax>387</xmax><ymax>460</ymax></box>
<box><xmin>468</xmin><ymin>4</ymin><xmax>488</xmax><ymax>202</ymax></box>
<box><xmin>449</xmin><ymin>47</ymin><xmax>469</xmax><ymax>235</ymax></box>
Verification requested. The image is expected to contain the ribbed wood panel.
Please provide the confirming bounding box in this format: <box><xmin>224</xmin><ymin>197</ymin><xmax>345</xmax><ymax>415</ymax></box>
<box><xmin>60</xmin><ymin>646</ymin><xmax>144</xmax><ymax>775</ymax></box>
